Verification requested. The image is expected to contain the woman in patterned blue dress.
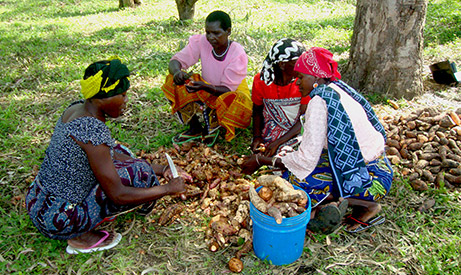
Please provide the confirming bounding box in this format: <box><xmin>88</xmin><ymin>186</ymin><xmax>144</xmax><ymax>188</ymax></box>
<box><xmin>26</xmin><ymin>58</ymin><xmax>191</xmax><ymax>254</ymax></box>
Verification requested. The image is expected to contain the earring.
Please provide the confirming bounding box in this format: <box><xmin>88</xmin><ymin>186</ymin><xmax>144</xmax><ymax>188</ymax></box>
<box><xmin>313</xmin><ymin>82</ymin><xmax>319</xmax><ymax>88</ymax></box>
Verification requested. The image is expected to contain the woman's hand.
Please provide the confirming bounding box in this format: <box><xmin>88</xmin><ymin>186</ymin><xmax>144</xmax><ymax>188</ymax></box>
<box><xmin>251</xmin><ymin>137</ymin><xmax>264</xmax><ymax>153</ymax></box>
<box><xmin>185</xmin><ymin>81</ymin><xmax>207</xmax><ymax>93</ymax></box>
<box><xmin>264</xmin><ymin>140</ymin><xmax>282</xmax><ymax>157</ymax></box>
<box><xmin>173</xmin><ymin>70</ymin><xmax>190</xmax><ymax>85</ymax></box>
<box><xmin>163</xmin><ymin>166</ymin><xmax>193</xmax><ymax>183</ymax></box>
<box><xmin>165</xmin><ymin>177</ymin><xmax>186</xmax><ymax>195</ymax></box>
<box><xmin>240</xmin><ymin>154</ymin><xmax>262</xmax><ymax>175</ymax></box>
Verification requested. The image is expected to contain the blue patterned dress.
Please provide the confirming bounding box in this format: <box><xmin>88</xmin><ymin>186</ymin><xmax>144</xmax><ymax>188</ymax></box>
<box><xmin>282</xmin><ymin>81</ymin><xmax>393</xmax><ymax>208</ymax></box>
<box><xmin>25</xmin><ymin>101</ymin><xmax>158</xmax><ymax>240</ymax></box>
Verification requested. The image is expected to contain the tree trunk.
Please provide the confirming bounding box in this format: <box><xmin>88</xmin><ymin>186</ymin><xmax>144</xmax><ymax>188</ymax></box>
<box><xmin>175</xmin><ymin>0</ymin><xmax>199</xmax><ymax>21</ymax></box>
<box><xmin>119</xmin><ymin>0</ymin><xmax>141</xmax><ymax>9</ymax></box>
<box><xmin>344</xmin><ymin>0</ymin><xmax>428</xmax><ymax>99</ymax></box>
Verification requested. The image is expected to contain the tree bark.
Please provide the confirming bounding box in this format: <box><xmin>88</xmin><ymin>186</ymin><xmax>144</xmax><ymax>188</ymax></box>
<box><xmin>175</xmin><ymin>0</ymin><xmax>199</xmax><ymax>21</ymax></box>
<box><xmin>344</xmin><ymin>0</ymin><xmax>428</xmax><ymax>99</ymax></box>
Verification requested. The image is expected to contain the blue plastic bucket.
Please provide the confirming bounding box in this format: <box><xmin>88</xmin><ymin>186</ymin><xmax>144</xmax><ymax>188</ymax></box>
<box><xmin>250</xmin><ymin>186</ymin><xmax>311</xmax><ymax>266</ymax></box>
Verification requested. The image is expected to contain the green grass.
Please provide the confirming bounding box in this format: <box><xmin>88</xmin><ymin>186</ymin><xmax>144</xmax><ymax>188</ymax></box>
<box><xmin>1</xmin><ymin>0</ymin><xmax>460</xmax><ymax>273</ymax></box>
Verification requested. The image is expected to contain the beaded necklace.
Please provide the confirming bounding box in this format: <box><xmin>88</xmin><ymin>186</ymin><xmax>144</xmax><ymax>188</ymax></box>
<box><xmin>212</xmin><ymin>41</ymin><xmax>230</xmax><ymax>58</ymax></box>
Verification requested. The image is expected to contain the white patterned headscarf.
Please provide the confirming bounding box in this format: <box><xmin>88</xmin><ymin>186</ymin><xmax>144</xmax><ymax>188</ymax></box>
<box><xmin>260</xmin><ymin>38</ymin><xmax>306</xmax><ymax>85</ymax></box>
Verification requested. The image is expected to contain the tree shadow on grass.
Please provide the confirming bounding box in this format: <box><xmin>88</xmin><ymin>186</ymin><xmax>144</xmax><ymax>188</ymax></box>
<box><xmin>0</xmin><ymin>0</ymin><xmax>119</xmax><ymax>22</ymax></box>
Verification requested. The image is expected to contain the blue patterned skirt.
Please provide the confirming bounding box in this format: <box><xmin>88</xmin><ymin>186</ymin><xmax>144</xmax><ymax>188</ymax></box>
<box><xmin>283</xmin><ymin>151</ymin><xmax>393</xmax><ymax>208</ymax></box>
<box><xmin>25</xmin><ymin>147</ymin><xmax>159</xmax><ymax>240</ymax></box>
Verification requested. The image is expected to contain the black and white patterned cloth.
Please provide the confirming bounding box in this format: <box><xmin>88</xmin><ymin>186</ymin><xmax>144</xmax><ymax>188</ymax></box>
<box><xmin>260</xmin><ymin>38</ymin><xmax>306</xmax><ymax>85</ymax></box>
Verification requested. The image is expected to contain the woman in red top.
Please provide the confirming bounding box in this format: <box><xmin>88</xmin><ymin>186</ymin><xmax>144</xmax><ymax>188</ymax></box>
<box><xmin>251</xmin><ymin>38</ymin><xmax>310</xmax><ymax>157</ymax></box>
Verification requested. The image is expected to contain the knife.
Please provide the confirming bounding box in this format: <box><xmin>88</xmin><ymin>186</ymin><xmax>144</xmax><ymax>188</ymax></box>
<box><xmin>165</xmin><ymin>153</ymin><xmax>179</xmax><ymax>178</ymax></box>
<box><xmin>165</xmin><ymin>153</ymin><xmax>187</xmax><ymax>200</ymax></box>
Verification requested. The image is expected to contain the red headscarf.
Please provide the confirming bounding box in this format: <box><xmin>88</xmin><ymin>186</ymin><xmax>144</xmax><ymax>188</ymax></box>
<box><xmin>294</xmin><ymin>47</ymin><xmax>341</xmax><ymax>81</ymax></box>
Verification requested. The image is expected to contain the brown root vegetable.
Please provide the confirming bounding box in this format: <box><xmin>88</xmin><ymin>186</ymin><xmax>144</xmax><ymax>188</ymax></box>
<box><xmin>419</xmin><ymin>153</ymin><xmax>439</xmax><ymax>161</ymax></box>
<box><xmin>429</xmin><ymin>166</ymin><xmax>441</xmax><ymax>174</ymax></box>
<box><xmin>386</xmin><ymin>139</ymin><xmax>401</xmax><ymax>149</ymax></box>
<box><xmin>406</xmin><ymin>131</ymin><xmax>417</xmax><ymax>138</ymax></box>
<box><xmin>422</xmin><ymin>170</ymin><xmax>435</xmax><ymax>183</ymax></box>
<box><xmin>429</xmin><ymin>159</ymin><xmax>442</xmax><ymax>166</ymax></box>
<box><xmin>408</xmin><ymin>142</ymin><xmax>423</xmax><ymax>151</ymax></box>
<box><xmin>415</xmin><ymin>160</ymin><xmax>429</xmax><ymax>169</ymax></box>
<box><xmin>441</xmin><ymin>159</ymin><xmax>459</xmax><ymax>168</ymax></box>
<box><xmin>417</xmin><ymin>134</ymin><xmax>429</xmax><ymax>143</ymax></box>
<box><xmin>273</xmin><ymin>176</ymin><xmax>295</xmax><ymax>190</ymax></box>
<box><xmin>435</xmin><ymin>172</ymin><xmax>445</xmax><ymax>188</ymax></box>
<box><xmin>214</xmin><ymin>232</ymin><xmax>227</xmax><ymax>247</ymax></box>
<box><xmin>447</xmin><ymin>153</ymin><xmax>461</xmax><ymax>163</ymax></box>
<box><xmin>386</xmin><ymin>147</ymin><xmax>401</xmax><ymax>156</ymax></box>
<box><xmin>249</xmin><ymin>185</ymin><xmax>268</xmax><ymax>213</ymax></box>
<box><xmin>210</xmin><ymin>178</ymin><xmax>221</xmax><ymax>189</ymax></box>
<box><xmin>257</xmin><ymin>175</ymin><xmax>281</xmax><ymax>189</ymax></box>
<box><xmin>400</xmin><ymin>148</ymin><xmax>410</xmax><ymax>159</ymax></box>
<box><xmin>439</xmin><ymin>146</ymin><xmax>448</xmax><ymax>161</ymax></box>
<box><xmin>449</xmin><ymin>168</ymin><xmax>461</xmax><ymax>176</ymax></box>
<box><xmin>228</xmin><ymin>257</ymin><xmax>244</xmax><ymax>273</ymax></box>
<box><xmin>267</xmin><ymin>206</ymin><xmax>283</xmax><ymax>224</ymax></box>
<box><xmin>445</xmin><ymin>174</ymin><xmax>461</xmax><ymax>185</ymax></box>
<box><xmin>273</xmin><ymin>202</ymin><xmax>290</xmax><ymax>215</ymax></box>
<box><xmin>258</xmin><ymin>186</ymin><xmax>273</xmax><ymax>202</ymax></box>
<box><xmin>407</xmin><ymin>120</ymin><xmax>416</xmax><ymax>130</ymax></box>
<box><xmin>287</xmin><ymin>202</ymin><xmax>306</xmax><ymax>214</ymax></box>
<box><xmin>261</xmin><ymin>176</ymin><xmax>308</xmax><ymax>206</ymax></box>
<box><xmin>410</xmin><ymin>180</ymin><xmax>428</xmax><ymax>191</ymax></box>
<box><xmin>387</xmin><ymin>155</ymin><xmax>400</xmax><ymax>165</ymax></box>
<box><xmin>158</xmin><ymin>203</ymin><xmax>184</xmax><ymax>226</ymax></box>
<box><xmin>287</xmin><ymin>208</ymin><xmax>299</xmax><ymax>217</ymax></box>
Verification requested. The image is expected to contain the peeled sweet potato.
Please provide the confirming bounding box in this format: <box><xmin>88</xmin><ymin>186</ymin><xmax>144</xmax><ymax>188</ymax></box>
<box><xmin>258</xmin><ymin>186</ymin><xmax>273</xmax><ymax>202</ymax></box>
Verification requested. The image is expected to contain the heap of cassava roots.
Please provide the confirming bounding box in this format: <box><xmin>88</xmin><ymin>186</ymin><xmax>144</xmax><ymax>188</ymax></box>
<box><xmin>382</xmin><ymin>107</ymin><xmax>461</xmax><ymax>190</ymax></box>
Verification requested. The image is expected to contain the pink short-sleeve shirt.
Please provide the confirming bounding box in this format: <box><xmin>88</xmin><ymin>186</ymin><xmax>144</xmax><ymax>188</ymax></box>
<box><xmin>171</xmin><ymin>34</ymin><xmax>248</xmax><ymax>91</ymax></box>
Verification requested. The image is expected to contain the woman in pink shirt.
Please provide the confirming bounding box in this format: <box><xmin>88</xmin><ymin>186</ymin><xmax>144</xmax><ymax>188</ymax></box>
<box><xmin>162</xmin><ymin>10</ymin><xmax>252</xmax><ymax>146</ymax></box>
<box><xmin>242</xmin><ymin>47</ymin><xmax>393</xmax><ymax>235</ymax></box>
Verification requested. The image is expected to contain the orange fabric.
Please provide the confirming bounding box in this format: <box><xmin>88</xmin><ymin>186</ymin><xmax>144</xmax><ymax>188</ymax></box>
<box><xmin>161</xmin><ymin>74</ymin><xmax>252</xmax><ymax>141</ymax></box>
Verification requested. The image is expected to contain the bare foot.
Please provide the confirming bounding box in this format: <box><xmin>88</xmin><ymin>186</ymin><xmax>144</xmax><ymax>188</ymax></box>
<box><xmin>345</xmin><ymin>200</ymin><xmax>381</xmax><ymax>231</ymax></box>
<box><xmin>67</xmin><ymin>230</ymin><xmax>116</xmax><ymax>249</ymax></box>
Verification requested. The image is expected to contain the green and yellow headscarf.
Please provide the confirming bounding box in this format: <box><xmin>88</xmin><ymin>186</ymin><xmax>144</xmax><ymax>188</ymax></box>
<box><xmin>81</xmin><ymin>57</ymin><xmax>130</xmax><ymax>99</ymax></box>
